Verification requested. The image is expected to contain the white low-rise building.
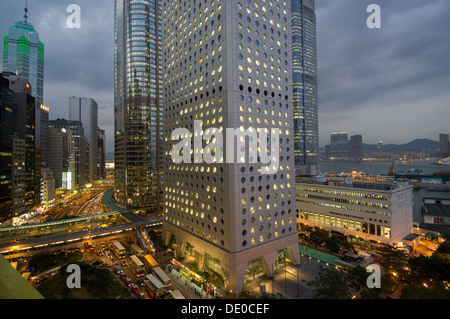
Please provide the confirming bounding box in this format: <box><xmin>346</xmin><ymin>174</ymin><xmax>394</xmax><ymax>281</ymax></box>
<box><xmin>296</xmin><ymin>176</ymin><xmax>414</xmax><ymax>246</ymax></box>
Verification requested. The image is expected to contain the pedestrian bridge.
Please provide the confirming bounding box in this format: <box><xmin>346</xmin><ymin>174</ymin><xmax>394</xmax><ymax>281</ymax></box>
<box><xmin>0</xmin><ymin>211</ymin><xmax>127</xmax><ymax>244</ymax></box>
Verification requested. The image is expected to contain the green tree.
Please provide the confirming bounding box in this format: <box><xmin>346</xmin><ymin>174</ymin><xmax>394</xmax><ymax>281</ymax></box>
<box><xmin>381</xmin><ymin>273</ymin><xmax>397</xmax><ymax>292</ymax></box>
<box><xmin>377</xmin><ymin>245</ymin><xmax>408</xmax><ymax>278</ymax></box>
<box><xmin>309</xmin><ymin>268</ymin><xmax>352</xmax><ymax>299</ymax></box>
<box><xmin>406</xmin><ymin>239</ymin><xmax>450</xmax><ymax>286</ymax></box>
<box><xmin>324</xmin><ymin>236</ymin><xmax>341</xmax><ymax>253</ymax></box>
<box><xmin>401</xmin><ymin>284</ymin><xmax>450</xmax><ymax>299</ymax></box>
<box><xmin>309</xmin><ymin>231</ymin><xmax>328</xmax><ymax>246</ymax></box>
<box><xmin>347</xmin><ymin>266</ymin><xmax>381</xmax><ymax>299</ymax></box>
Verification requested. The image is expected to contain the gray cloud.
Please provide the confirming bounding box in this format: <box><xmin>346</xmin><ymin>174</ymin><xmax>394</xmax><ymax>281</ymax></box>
<box><xmin>0</xmin><ymin>0</ymin><xmax>115</xmax><ymax>153</ymax></box>
<box><xmin>2</xmin><ymin>1</ymin><xmax>449</xmax><ymax>153</ymax></box>
<box><xmin>316</xmin><ymin>0</ymin><xmax>450</xmax><ymax>146</ymax></box>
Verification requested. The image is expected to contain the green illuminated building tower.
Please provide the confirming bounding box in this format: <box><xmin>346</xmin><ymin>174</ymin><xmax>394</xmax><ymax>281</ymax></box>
<box><xmin>2</xmin><ymin>4</ymin><xmax>44</xmax><ymax>106</ymax></box>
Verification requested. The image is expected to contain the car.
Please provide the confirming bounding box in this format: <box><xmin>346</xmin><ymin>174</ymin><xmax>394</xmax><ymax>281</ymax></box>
<box><xmin>137</xmin><ymin>292</ymin><xmax>146</xmax><ymax>299</ymax></box>
<box><xmin>121</xmin><ymin>260</ymin><xmax>128</xmax><ymax>267</ymax></box>
<box><xmin>137</xmin><ymin>278</ymin><xmax>145</xmax><ymax>286</ymax></box>
<box><xmin>131</xmin><ymin>284</ymin><xmax>140</xmax><ymax>294</ymax></box>
<box><xmin>126</xmin><ymin>278</ymin><xmax>133</xmax><ymax>287</ymax></box>
<box><xmin>114</xmin><ymin>265</ymin><xmax>123</xmax><ymax>274</ymax></box>
<box><xmin>120</xmin><ymin>274</ymin><xmax>128</xmax><ymax>282</ymax></box>
<box><xmin>51</xmin><ymin>270</ymin><xmax>60</xmax><ymax>276</ymax></box>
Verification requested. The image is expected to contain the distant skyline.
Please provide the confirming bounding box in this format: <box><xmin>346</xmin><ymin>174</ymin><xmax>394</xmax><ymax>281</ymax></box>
<box><xmin>1</xmin><ymin>0</ymin><xmax>449</xmax><ymax>154</ymax></box>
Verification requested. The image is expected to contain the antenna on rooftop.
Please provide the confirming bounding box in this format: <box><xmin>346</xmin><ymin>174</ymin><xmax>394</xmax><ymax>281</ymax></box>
<box><xmin>23</xmin><ymin>0</ymin><xmax>29</xmax><ymax>23</ymax></box>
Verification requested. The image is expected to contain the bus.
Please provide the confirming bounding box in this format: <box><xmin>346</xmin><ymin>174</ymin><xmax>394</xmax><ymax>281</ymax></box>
<box><xmin>130</xmin><ymin>244</ymin><xmax>145</xmax><ymax>258</ymax></box>
<box><xmin>169</xmin><ymin>290</ymin><xmax>185</xmax><ymax>299</ymax></box>
<box><xmin>110</xmin><ymin>240</ymin><xmax>126</xmax><ymax>260</ymax></box>
<box><xmin>153</xmin><ymin>266</ymin><xmax>171</xmax><ymax>288</ymax></box>
<box><xmin>143</xmin><ymin>254</ymin><xmax>159</xmax><ymax>272</ymax></box>
<box><xmin>130</xmin><ymin>255</ymin><xmax>144</xmax><ymax>278</ymax></box>
<box><xmin>144</xmin><ymin>274</ymin><xmax>167</xmax><ymax>299</ymax></box>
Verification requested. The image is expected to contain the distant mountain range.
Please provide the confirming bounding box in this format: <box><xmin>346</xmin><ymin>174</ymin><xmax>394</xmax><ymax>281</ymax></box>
<box><xmin>363</xmin><ymin>139</ymin><xmax>440</xmax><ymax>153</ymax></box>
<box><xmin>106</xmin><ymin>139</ymin><xmax>440</xmax><ymax>160</ymax></box>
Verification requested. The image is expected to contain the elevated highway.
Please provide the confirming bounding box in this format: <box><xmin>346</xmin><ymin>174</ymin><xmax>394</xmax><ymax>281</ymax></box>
<box><xmin>0</xmin><ymin>217</ymin><xmax>163</xmax><ymax>260</ymax></box>
<box><xmin>0</xmin><ymin>186</ymin><xmax>163</xmax><ymax>259</ymax></box>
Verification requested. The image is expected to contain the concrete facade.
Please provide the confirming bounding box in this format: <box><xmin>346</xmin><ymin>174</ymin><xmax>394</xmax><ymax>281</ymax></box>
<box><xmin>296</xmin><ymin>178</ymin><xmax>414</xmax><ymax>245</ymax></box>
<box><xmin>162</xmin><ymin>0</ymin><xmax>299</xmax><ymax>292</ymax></box>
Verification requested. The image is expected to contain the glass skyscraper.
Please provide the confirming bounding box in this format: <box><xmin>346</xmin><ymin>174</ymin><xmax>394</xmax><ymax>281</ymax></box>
<box><xmin>292</xmin><ymin>0</ymin><xmax>318</xmax><ymax>175</ymax></box>
<box><xmin>69</xmin><ymin>96</ymin><xmax>99</xmax><ymax>183</ymax></box>
<box><xmin>331</xmin><ymin>132</ymin><xmax>349</xmax><ymax>159</ymax></box>
<box><xmin>114</xmin><ymin>0</ymin><xmax>164</xmax><ymax>215</ymax></box>
<box><xmin>2</xmin><ymin>8</ymin><xmax>44</xmax><ymax>106</ymax></box>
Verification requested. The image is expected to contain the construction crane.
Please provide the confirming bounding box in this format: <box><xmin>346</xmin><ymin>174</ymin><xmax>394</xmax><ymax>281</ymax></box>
<box><xmin>388</xmin><ymin>160</ymin><xmax>395</xmax><ymax>176</ymax></box>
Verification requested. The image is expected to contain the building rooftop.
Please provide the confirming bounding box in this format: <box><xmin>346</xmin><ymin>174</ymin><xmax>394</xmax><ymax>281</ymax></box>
<box><xmin>0</xmin><ymin>254</ymin><xmax>43</xmax><ymax>299</ymax></box>
<box><xmin>423</xmin><ymin>198</ymin><xmax>450</xmax><ymax>218</ymax></box>
<box><xmin>296</xmin><ymin>175</ymin><xmax>410</xmax><ymax>192</ymax></box>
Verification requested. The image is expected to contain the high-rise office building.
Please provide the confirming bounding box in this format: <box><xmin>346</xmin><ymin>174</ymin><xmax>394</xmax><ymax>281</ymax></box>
<box><xmin>36</xmin><ymin>104</ymin><xmax>49</xmax><ymax>166</ymax></box>
<box><xmin>114</xmin><ymin>0</ymin><xmax>164</xmax><ymax>214</ymax></box>
<box><xmin>98</xmin><ymin>128</ymin><xmax>106</xmax><ymax>179</ymax></box>
<box><xmin>69</xmin><ymin>97</ymin><xmax>98</xmax><ymax>183</ymax></box>
<box><xmin>162</xmin><ymin>1</ymin><xmax>299</xmax><ymax>292</ymax></box>
<box><xmin>349</xmin><ymin>134</ymin><xmax>363</xmax><ymax>161</ymax></box>
<box><xmin>292</xmin><ymin>0</ymin><xmax>319</xmax><ymax>176</ymax></box>
<box><xmin>41</xmin><ymin>167</ymin><xmax>55</xmax><ymax>204</ymax></box>
<box><xmin>9</xmin><ymin>75</ymin><xmax>39</xmax><ymax>209</ymax></box>
<box><xmin>439</xmin><ymin>132</ymin><xmax>449</xmax><ymax>157</ymax></box>
<box><xmin>12</xmin><ymin>133</ymin><xmax>26</xmax><ymax>215</ymax></box>
<box><xmin>377</xmin><ymin>141</ymin><xmax>383</xmax><ymax>153</ymax></box>
<box><xmin>48</xmin><ymin>127</ymin><xmax>73</xmax><ymax>190</ymax></box>
<box><xmin>0</xmin><ymin>74</ymin><xmax>14</xmax><ymax>220</ymax></box>
<box><xmin>2</xmin><ymin>5</ymin><xmax>44</xmax><ymax>106</ymax></box>
<box><xmin>3</xmin><ymin>5</ymin><xmax>45</xmax><ymax>211</ymax></box>
<box><xmin>330</xmin><ymin>132</ymin><xmax>349</xmax><ymax>159</ymax></box>
<box><xmin>49</xmin><ymin>119</ymin><xmax>86</xmax><ymax>189</ymax></box>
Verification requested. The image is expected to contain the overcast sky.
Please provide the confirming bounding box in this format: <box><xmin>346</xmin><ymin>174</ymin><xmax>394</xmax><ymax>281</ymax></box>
<box><xmin>1</xmin><ymin>0</ymin><xmax>450</xmax><ymax>154</ymax></box>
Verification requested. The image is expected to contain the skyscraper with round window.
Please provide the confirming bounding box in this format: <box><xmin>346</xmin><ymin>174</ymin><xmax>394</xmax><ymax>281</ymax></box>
<box><xmin>162</xmin><ymin>0</ymin><xmax>299</xmax><ymax>292</ymax></box>
<box><xmin>114</xmin><ymin>0</ymin><xmax>164</xmax><ymax>215</ymax></box>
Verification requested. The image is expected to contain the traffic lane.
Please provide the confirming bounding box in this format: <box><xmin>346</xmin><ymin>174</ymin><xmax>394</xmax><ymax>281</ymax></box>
<box><xmin>168</xmin><ymin>271</ymin><xmax>201</xmax><ymax>299</ymax></box>
<box><xmin>87</xmin><ymin>251</ymin><xmax>146</xmax><ymax>299</ymax></box>
<box><xmin>103</xmin><ymin>250</ymin><xmax>150</xmax><ymax>299</ymax></box>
